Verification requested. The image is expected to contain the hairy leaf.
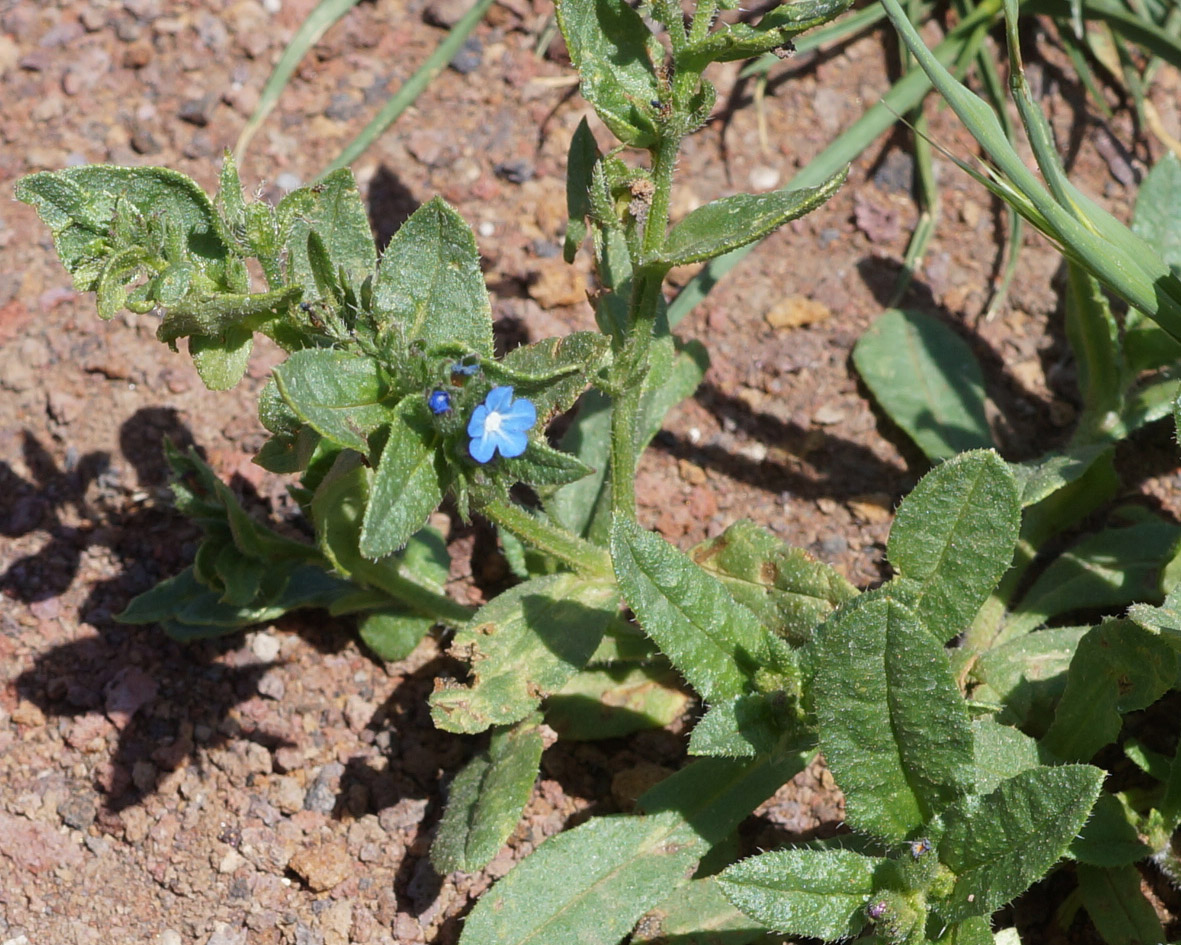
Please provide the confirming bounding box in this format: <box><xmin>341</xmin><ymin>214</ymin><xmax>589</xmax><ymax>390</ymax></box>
<box><xmin>555</xmin><ymin>0</ymin><xmax>662</xmax><ymax>147</ymax></box>
<box><xmin>812</xmin><ymin>593</ymin><xmax>975</xmax><ymax>842</ymax></box>
<box><xmin>612</xmin><ymin>517</ymin><xmax>777</xmax><ymax>701</ymax></box>
<box><xmin>888</xmin><ymin>450</ymin><xmax>1020</xmax><ymax>642</ymax></box>
<box><xmin>718</xmin><ymin>849</ymin><xmax>880</xmax><ymax>939</ymax></box>
<box><xmin>691</xmin><ymin>519</ymin><xmax>856</xmax><ymax>645</ymax></box>
<box><xmin>372</xmin><ymin>196</ymin><xmax>493</xmax><ymax>356</ymax></box>
<box><xmin>936</xmin><ymin>765</ymin><xmax>1103</xmax><ymax>922</ymax></box>
<box><xmin>430</xmin><ymin>573</ymin><xmax>617</xmax><ymax>734</ymax></box>
<box><xmin>432</xmin><ymin>716</ymin><xmax>545</xmax><ymax>874</ymax></box>
<box><xmin>658</xmin><ymin>170</ymin><xmax>847</xmax><ymax>266</ymax></box>
<box><xmin>1042</xmin><ymin>619</ymin><xmax>1176</xmax><ymax>762</ymax></box>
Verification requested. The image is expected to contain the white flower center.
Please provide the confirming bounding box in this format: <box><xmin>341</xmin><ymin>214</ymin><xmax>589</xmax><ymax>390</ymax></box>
<box><xmin>483</xmin><ymin>410</ymin><xmax>504</xmax><ymax>435</ymax></box>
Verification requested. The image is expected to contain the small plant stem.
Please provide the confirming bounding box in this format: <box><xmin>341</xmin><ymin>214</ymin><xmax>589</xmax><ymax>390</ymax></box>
<box><xmin>642</xmin><ymin>134</ymin><xmax>680</xmax><ymax>260</ymax></box>
<box><xmin>484</xmin><ymin>498</ymin><xmax>612</xmax><ymax>579</ymax></box>
<box><xmin>367</xmin><ymin>573</ymin><xmax>475</xmax><ymax>628</ymax></box>
<box><xmin>688</xmin><ymin>0</ymin><xmax>716</xmax><ymax>44</ymax></box>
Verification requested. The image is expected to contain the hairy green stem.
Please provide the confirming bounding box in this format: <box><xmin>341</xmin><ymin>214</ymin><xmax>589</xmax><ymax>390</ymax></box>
<box><xmin>484</xmin><ymin>498</ymin><xmax>612</xmax><ymax>579</ymax></box>
<box><xmin>364</xmin><ymin>570</ymin><xmax>474</xmax><ymax>629</ymax></box>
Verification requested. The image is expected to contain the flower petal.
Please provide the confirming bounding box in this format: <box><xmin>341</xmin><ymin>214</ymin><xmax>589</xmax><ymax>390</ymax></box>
<box><xmin>498</xmin><ymin>428</ymin><xmax>528</xmax><ymax>458</ymax></box>
<box><xmin>467</xmin><ymin>404</ymin><xmax>489</xmax><ymax>438</ymax></box>
<box><xmin>503</xmin><ymin>397</ymin><xmax>537</xmax><ymax>431</ymax></box>
<box><xmin>469</xmin><ymin>431</ymin><xmax>496</xmax><ymax>463</ymax></box>
<box><xmin>486</xmin><ymin>386</ymin><xmax>514</xmax><ymax>412</ymax></box>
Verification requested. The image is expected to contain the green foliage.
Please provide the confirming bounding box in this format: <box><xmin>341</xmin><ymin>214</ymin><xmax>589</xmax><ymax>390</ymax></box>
<box><xmin>429</xmin><ymin>574</ymin><xmax>619</xmax><ymax>734</ymax></box>
<box><xmin>887</xmin><ymin>450</ymin><xmax>1021</xmax><ymax>641</ymax></box>
<box><xmin>21</xmin><ymin>0</ymin><xmax>1181</xmax><ymax>940</ymax></box>
<box><xmin>431</xmin><ymin>715</ymin><xmax>546</xmax><ymax>874</ymax></box>
<box><xmin>852</xmin><ymin>308</ymin><xmax>993</xmax><ymax>461</ymax></box>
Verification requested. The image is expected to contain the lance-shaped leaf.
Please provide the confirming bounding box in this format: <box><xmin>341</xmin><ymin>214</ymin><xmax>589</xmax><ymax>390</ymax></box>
<box><xmin>555</xmin><ymin>0</ymin><xmax>662</xmax><ymax>148</ymax></box>
<box><xmin>564</xmin><ymin>118</ymin><xmax>599</xmax><ymax>263</ymax></box>
<box><xmin>717</xmin><ymin>849</ymin><xmax>881</xmax><ymax>940</ymax></box>
<box><xmin>888</xmin><ymin>450</ymin><xmax>1020</xmax><ymax>642</ymax></box>
<box><xmin>372</xmin><ymin>196</ymin><xmax>493</xmax><ymax>356</ymax></box>
<box><xmin>853</xmin><ymin>308</ymin><xmax>993</xmax><ymax>461</ymax></box>
<box><xmin>812</xmin><ymin>593</ymin><xmax>975</xmax><ymax>842</ymax></box>
<box><xmin>360</xmin><ymin>397</ymin><xmax>448</xmax><ymax>558</ymax></box>
<box><xmin>431</xmin><ymin>716</ymin><xmax>546</xmax><ymax>874</ymax></box>
<box><xmin>1078</xmin><ymin>864</ymin><xmax>1165</xmax><ymax>945</ymax></box>
<box><xmin>633</xmin><ymin>877</ymin><xmax>768</xmax><ymax>945</ymax></box>
<box><xmin>498</xmin><ymin>440</ymin><xmax>594</xmax><ymax>490</ymax></box>
<box><xmin>612</xmin><ymin>517</ymin><xmax>777</xmax><ymax>701</ymax></box>
<box><xmin>656</xmin><ymin>170</ymin><xmax>847</xmax><ymax>267</ymax></box>
<box><xmin>156</xmin><ymin>284</ymin><xmax>302</xmax><ymax>345</ymax></box>
<box><xmin>1006</xmin><ymin>513</ymin><xmax>1181</xmax><ymax>637</ymax></box>
<box><xmin>1041</xmin><ymin>619</ymin><xmax>1176</xmax><ymax>762</ymax></box>
<box><xmin>935</xmin><ymin>764</ymin><xmax>1103</xmax><ymax>922</ymax></box>
<box><xmin>430</xmin><ymin>573</ymin><xmax>617</xmax><ymax>734</ymax></box>
<box><xmin>691</xmin><ymin>519</ymin><xmax>856</xmax><ymax>646</ymax></box>
<box><xmin>274</xmin><ymin>348</ymin><xmax>400</xmax><ymax>453</ymax></box>
<box><xmin>282</xmin><ymin>167</ymin><xmax>377</xmax><ymax>300</ymax></box>
<box><xmin>460</xmin><ymin>753</ymin><xmax>807</xmax><ymax>945</ymax></box>
<box><xmin>545</xmin><ymin>663</ymin><xmax>690</xmax><ymax>741</ymax></box>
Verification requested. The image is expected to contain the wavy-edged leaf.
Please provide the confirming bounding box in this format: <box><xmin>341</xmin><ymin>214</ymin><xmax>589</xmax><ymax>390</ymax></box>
<box><xmin>555</xmin><ymin>0</ymin><xmax>662</xmax><ymax>147</ymax></box>
<box><xmin>372</xmin><ymin>196</ymin><xmax>493</xmax><ymax>356</ymax></box>
<box><xmin>888</xmin><ymin>450</ymin><xmax>1020</xmax><ymax>642</ymax></box>
<box><xmin>612</xmin><ymin>517</ymin><xmax>776</xmax><ymax>701</ymax></box>
<box><xmin>432</xmin><ymin>715</ymin><xmax>545</xmax><ymax>874</ymax></box>
<box><xmin>430</xmin><ymin>573</ymin><xmax>617</xmax><ymax>734</ymax></box>
<box><xmin>274</xmin><ymin>347</ymin><xmax>399</xmax><ymax>453</ymax></box>
<box><xmin>936</xmin><ymin>764</ymin><xmax>1104</xmax><ymax>922</ymax></box>
<box><xmin>658</xmin><ymin>170</ymin><xmax>847</xmax><ymax>267</ymax></box>
<box><xmin>812</xmin><ymin>593</ymin><xmax>975</xmax><ymax>842</ymax></box>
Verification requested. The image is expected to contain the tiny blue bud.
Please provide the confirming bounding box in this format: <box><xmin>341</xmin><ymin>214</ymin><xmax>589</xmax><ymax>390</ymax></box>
<box><xmin>428</xmin><ymin>389</ymin><xmax>452</xmax><ymax>414</ymax></box>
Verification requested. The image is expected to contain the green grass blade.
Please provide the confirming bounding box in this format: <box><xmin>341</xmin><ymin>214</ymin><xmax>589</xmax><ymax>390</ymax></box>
<box><xmin>882</xmin><ymin>0</ymin><xmax>1181</xmax><ymax>340</ymax></box>
<box><xmin>323</xmin><ymin>0</ymin><xmax>495</xmax><ymax>174</ymax></box>
<box><xmin>668</xmin><ymin>0</ymin><xmax>1003</xmax><ymax>327</ymax></box>
<box><xmin>235</xmin><ymin>0</ymin><xmax>362</xmax><ymax>162</ymax></box>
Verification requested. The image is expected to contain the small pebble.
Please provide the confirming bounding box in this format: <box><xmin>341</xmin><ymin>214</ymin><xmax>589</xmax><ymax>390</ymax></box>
<box><xmin>449</xmin><ymin>36</ymin><xmax>482</xmax><ymax>74</ymax></box>
<box><xmin>276</xmin><ymin>172</ymin><xmax>302</xmax><ymax>191</ymax></box>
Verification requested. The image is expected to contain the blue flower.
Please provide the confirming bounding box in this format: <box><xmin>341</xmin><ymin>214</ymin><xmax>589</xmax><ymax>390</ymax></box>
<box><xmin>468</xmin><ymin>386</ymin><xmax>536</xmax><ymax>463</ymax></box>
<box><xmin>427</xmin><ymin>389</ymin><xmax>452</xmax><ymax>414</ymax></box>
